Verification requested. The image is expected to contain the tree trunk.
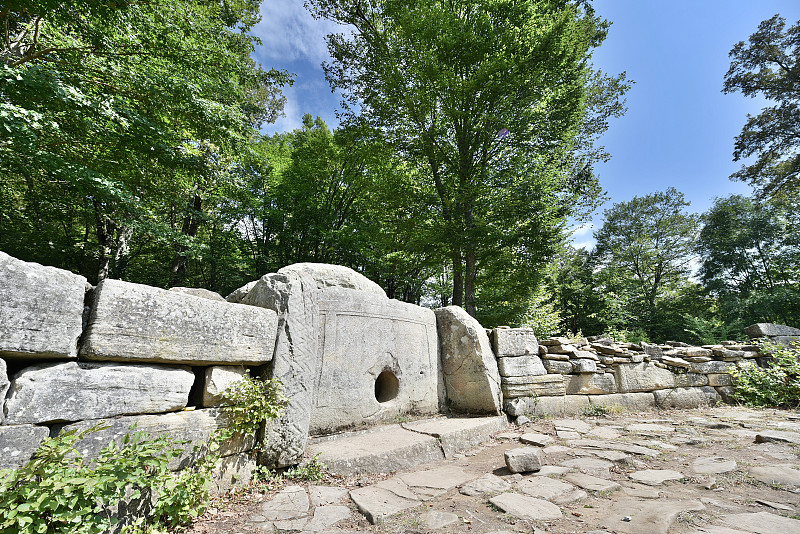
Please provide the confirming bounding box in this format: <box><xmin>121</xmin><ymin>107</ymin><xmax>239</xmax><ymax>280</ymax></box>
<box><xmin>169</xmin><ymin>194</ymin><xmax>203</xmax><ymax>287</ymax></box>
<box><xmin>465</xmin><ymin>245</ymin><xmax>476</xmax><ymax>316</ymax></box>
<box><xmin>451</xmin><ymin>247</ymin><xmax>464</xmax><ymax>307</ymax></box>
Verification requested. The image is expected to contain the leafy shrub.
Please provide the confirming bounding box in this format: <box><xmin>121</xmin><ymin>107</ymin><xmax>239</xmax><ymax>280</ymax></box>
<box><xmin>683</xmin><ymin>314</ymin><xmax>742</xmax><ymax>345</ymax></box>
<box><xmin>600</xmin><ymin>326</ymin><xmax>650</xmax><ymax>344</ymax></box>
<box><xmin>731</xmin><ymin>341</ymin><xmax>800</xmax><ymax>408</ymax></box>
<box><xmin>0</xmin><ymin>374</ymin><xmax>288</xmax><ymax>533</ymax></box>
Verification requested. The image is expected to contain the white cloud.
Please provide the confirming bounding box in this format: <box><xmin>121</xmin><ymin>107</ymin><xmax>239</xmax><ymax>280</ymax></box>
<box><xmin>255</xmin><ymin>0</ymin><xmax>343</xmax><ymax>64</ymax></box>
<box><xmin>571</xmin><ymin>223</ymin><xmax>595</xmax><ymax>238</ymax></box>
<box><xmin>265</xmin><ymin>84</ymin><xmax>305</xmax><ymax>133</ymax></box>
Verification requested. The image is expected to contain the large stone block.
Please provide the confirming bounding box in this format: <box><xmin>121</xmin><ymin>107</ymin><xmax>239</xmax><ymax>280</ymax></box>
<box><xmin>504</xmin><ymin>395</ymin><xmax>589</xmax><ymax>417</ymax></box>
<box><xmin>81</xmin><ymin>279</ymin><xmax>277</xmax><ymax>365</ymax></box>
<box><xmin>4</xmin><ymin>362</ymin><xmax>194</xmax><ymax>424</ymax></box>
<box><xmin>493</xmin><ymin>328</ymin><xmax>539</xmax><ymax>357</ymax></box>
<box><xmin>587</xmin><ymin>392</ymin><xmax>657</xmax><ymax>412</ymax></box>
<box><xmin>234</xmin><ymin>263</ymin><xmax>441</xmax><ymax>468</ymax></box>
<box><xmin>543</xmin><ymin>359</ymin><xmax>573</xmax><ymax>374</ymax></box>
<box><xmin>566</xmin><ymin>373</ymin><xmax>617</xmax><ymax>395</ymax></box>
<box><xmin>201</xmin><ymin>365</ymin><xmax>247</xmax><ymax>407</ymax></box>
<box><xmin>653</xmin><ymin>387</ymin><xmax>719</xmax><ymax>409</ymax></box>
<box><xmin>614</xmin><ymin>362</ymin><xmax>676</xmax><ymax>393</ymax></box>
<box><xmin>60</xmin><ymin>408</ymin><xmax>252</xmax><ymax>470</ymax></box>
<box><xmin>0</xmin><ymin>424</ymin><xmax>50</xmax><ymax>469</ymax></box>
<box><xmin>689</xmin><ymin>361</ymin><xmax>736</xmax><ymax>374</ymax></box>
<box><xmin>435</xmin><ymin>306</ymin><xmax>502</xmax><ymax>414</ymax></box>
<box><xmin>497</xmin><ymin>355</ymin><xmax>546</xmax><ymax>377</ymax></box>
<box><xmin>502</xmin><ymin>374</ymin><xmax>565</xmax><ymax>398</ymax></box>
<box><xmin>745</xmin><ymin>323</ymin><xmax>800</xmax><ymax>338</ymax></box>
<box><xmin>0</xmin><ymin>251</ymin><xmax>86</xmax><ymax>359</ymax></box>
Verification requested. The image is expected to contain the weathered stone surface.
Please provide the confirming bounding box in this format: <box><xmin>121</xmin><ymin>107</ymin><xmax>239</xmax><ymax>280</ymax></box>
<box><xmin>309</xmin><ymin>485</ymin><xmax>349</xmax><ymax>507</ymax></box>
<box><xmin>690</xmin><ymin>361</ymin><xmax>736</xmax><ymax>374</ymax></box>
<box><xmin>561</xmin><ymin>457</ymin><xmax>613</xmax><ymax>475</ymax></box>
<box><xmin>489</xmin><ymin>493</ymin><xmax>562</xmax><ymax>521</ymax></box>
<box><xmin>721</xmin><ymin>511</ymin><xmax>800</xmax><ymax>534</ymax></box>
<box><xmin>350</xmin><ymin>480</ymin><xmax>421</xmax><ymax>524</ymax></box>
<box><xmin>744</xmin><ymin>323</ymin><xmax>800</xmax><ymax>338</ymax></box>
<box><xmin>212</xmin><ymin>452</ymin><xmax>258</xmax><ymax>493</ymax></box>
<box><xmin>201</xmin><ymin>365</ymin><xmax>247</xmax><ymax>407</ymax></box>
<box><xmin>493</xmin><ymin>328</ymin><xmax>539</xmax><ymax>357</ymax></box>
<box><xmin>567</xmin><ymin>438</ymin><xmax>660</xmax><ymax>456</ymax></box>
<box><xmin>497</xmin><ymin>355</ymin><xmax>546</xmax><ymax>377</ymax></box>
<box><xmin>517</xmin><ymin>477</ymin><xmax>576</xmax><ymax>500</ymax></box>
<box><xmin>436</xmin><ymin>306</ymin><xmax>502</xmax><ymax>414</ymax></box>
<box><xmin>0</xmin><ymin>359</ymin><xmax>8</xmax><ymax>423</ymax></box>
<box><xmin>707</xmin><ymin>373</ymin><xmax>733</xmax><ymax>387</ymax></box>
<box><xmin>504</xmin><ymin>447</ymin><xmax>544</xmax><ymax>473</ymax></box>
<box><xmin>402</xmin><ymin>415</ymin><xmax>508</xmax><ymax>459</ymax></box>
<box><xmin>674</xmin><ymin>373</ymin><xmax>709</xmax><ymax>388</ymax></box>
<box><xmin>0</xmin><ymin>251</ymin><xmax>86</xmax><ymax>359</ymax></box>
<box><xmin>4</xmin><ymin>362</ymin><xmax>193</xmax><ymax>424</ymax></box>
<box><xmin>754</xmin><ymin>429</ymin><xmax>800</xmax><ymax>445</ymax></box>
<box><xmin>420</xmin><ymin>511</ymin><xmax>459</xmax><ymax>529</ymax></box>
<box><xmin>544</xmin><ymin>359</ymin><xmax>573</xmax><ymax>374</ymax></box>
<box><xmin>399</xmin><ymin>466</ymin><xmax>476</xmax><ymax>500</ymax></box>
<box><xmin>640</xmin><ymin>342</ymin><xmax>664</xmax><ymax>360</ymax></box>
<box><xmin>564</xmin><ymin>473</ymin><xmax>621</xmax><ymax>492</ymax></box>
<box><xmin>504</xmin><ymin>394</ymin><xmax>589</xmax><ymax>417</ymax></box>
<box><xmin>749</xmin><ymin>465</ymin><xmax>800</xmax><ymax>487</ymax></box>
<box><xmin>502</xmin><ymin>374</ymin><xmax>565</xmax><ymax>398</ymax></box>
<box><xmin>772</xmin><ymin>335</ymin><xmax>800</xmax><ymax>346</ymax></box>
<box><xmin>260</xmin><ymin>485</ymin><xmax>310</xmax><ymax>521</ymax></box>
<box><xmin>0</xmin><ymin>424</ymin><xmax>49</xmax><ymax>469</ymax></box>
<box><xmin>692</xmin><ymin>456</ymin><xmax>737</xmax><ymax>474</ymax></box>
<box><xmin>237</xmin><ymin>263</ymin><xmax>441</xmax><ymax>467</ymax></box>
<box><xmin>629</xmin><ymin>469</ymin><xmax>684</xmax><ymax>485</ymax></box>
<box><xmin>614</xmin><ymin>363</ymin><xmax>676</xmax><ymax>392</ymax></box>
<box><xmin>588</xmin><ymin>392</ymin><xmax>657</xmax><ymax>412</ymax></box>
<box><xmin>519</xmin><ymin>432</ymin><xmax>553</xmax><ymax>446</ymax></box>
<box><xmin>81</xmin><ymin>279</ymin><xmax>277</xmax><ymax>365</ymax></box>
<box><xmin>567</xmin><ymin>373</ymin><xmax>617</xmax><ymax>394</ymax></box>
<box><xmin>305</xmin><ymin>505</ymin><xmax>352</xmax><ymax>532</ymax></box>
<box><xmin>653</xmin><ymin>387</ymin><xmax>719</xmax><ymax>409</ymax></box>
<box><xmin>306</xmin><ymin>424</ymin><xmax>443</xmax><ymax>475</ymax></box>
<box><xmin>459</xmin><ymin>473</ymin><xmax>511</xmax><ymax>496</ymax></box>
<box><xmin>167</xmin><ymin>286</ymin><xmax>225</xmax><ymax>301</ymax></box>
<box><xmin>60</xmin><ymin>409</ymin><xmax>252</xmax><ymax>470</ymax></box>
<box><xmin>571</xmin><ymin>359</ymin><xmax>598</xmax><ymax>374</ymax></box>
<box><xmin>600</xmin><ymin>498</ymin><xmax>704</xmax><ymax>534</ymax></box>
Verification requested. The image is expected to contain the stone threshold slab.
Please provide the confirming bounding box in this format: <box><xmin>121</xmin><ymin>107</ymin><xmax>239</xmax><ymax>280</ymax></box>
<box><xmin>307</xmin><ymin>415</ymin><xmax>509</xmax><ymax>475</ymax></box>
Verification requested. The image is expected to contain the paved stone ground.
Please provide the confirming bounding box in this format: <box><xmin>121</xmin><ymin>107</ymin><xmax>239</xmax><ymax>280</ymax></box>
<box><xmin>187</xmin><ymin>407</ymin><xmax>800</xmax><ymax>534</ymax></box>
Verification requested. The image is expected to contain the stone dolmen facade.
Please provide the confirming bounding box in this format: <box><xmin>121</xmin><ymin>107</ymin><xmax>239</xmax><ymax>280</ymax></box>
<box><xmin>0</xmin><ymin>250</ymin><xmax>796</xmax><ymax>489</ymax></box>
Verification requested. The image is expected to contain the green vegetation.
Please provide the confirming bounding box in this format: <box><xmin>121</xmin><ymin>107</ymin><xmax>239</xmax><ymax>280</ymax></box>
<box><xmin>731</xmin><ymin>342</ymin><xmax>800</xmax><ymax>408</ymax></box>
<box><xmin>0</xmin><ymin>374</ymin><xmax>287</xmax><ymax>533</ymax></box>
<box><xmin>0</xmin><ymin>3</ymin><xmax>797</xmax><ymax>338</ymax></box>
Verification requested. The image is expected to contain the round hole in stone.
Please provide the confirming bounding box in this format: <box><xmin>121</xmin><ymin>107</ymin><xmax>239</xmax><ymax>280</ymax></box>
<box><xmin>375</xmin><ymin>370</ymin><xmax>399</xmax><ymax>403</ymax></box>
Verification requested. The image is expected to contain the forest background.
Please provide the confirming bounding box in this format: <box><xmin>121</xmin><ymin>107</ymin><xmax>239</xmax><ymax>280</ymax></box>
<box><xmin>1</xmin><ymin>0</ymin><xmax>799</xmax><ymax>344</ymax></box>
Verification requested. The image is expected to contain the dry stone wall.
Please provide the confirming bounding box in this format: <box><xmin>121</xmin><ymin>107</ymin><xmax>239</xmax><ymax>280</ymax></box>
<box><xmin>493</xmin><ymin>328</ymin><xmax>769</xmax><ymax>418</ymax></box>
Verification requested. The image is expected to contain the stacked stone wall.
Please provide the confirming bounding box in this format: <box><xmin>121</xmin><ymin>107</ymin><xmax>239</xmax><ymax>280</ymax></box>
<box><xmin>490</xmin><ymin>327</ymin><xmax>796</xmax><ymax>419</ymax></box>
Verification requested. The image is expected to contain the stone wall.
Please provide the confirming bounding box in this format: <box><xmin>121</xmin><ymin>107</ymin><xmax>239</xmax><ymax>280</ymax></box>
<box><xmin>1</xmin><ymin>250</ymin><xmax>797</xmax><ymax>489</ymax></box>
<box><xmin>491</xmin><ymin>327</ymin><xmax>773</xmax><ymax>419</ymax></box>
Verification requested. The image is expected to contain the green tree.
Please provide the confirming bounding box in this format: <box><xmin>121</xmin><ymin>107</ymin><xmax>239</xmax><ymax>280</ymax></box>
<box><xmin>697</xmin><ymin>194</ymin><xmax>800</xmax><ymax>326</ymax></box>
<box><xmin>724</xmin><ymin>14</ymin><xmax>800</xmax><ymax>200</ymax></box>
<box><xmin>0</xmin><ymin>0</ymin><xmax>290</xmax><ymax>285</ymax></box>
<box><xmin>593</xmin><ymin>188</ymin><xmax>699</xmax><ymax>338</ymax></box>
<box><xmin>306</xmin><ymin>0</ymin><xmax>628</xmax><ymax>316</ymax></box>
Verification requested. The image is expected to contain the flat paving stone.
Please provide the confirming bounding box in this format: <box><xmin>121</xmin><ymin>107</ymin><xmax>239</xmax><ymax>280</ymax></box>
<box><xmin>553</xmin><ymin>419</ymin><xmax>592</xmax><ymax>433</ymax></box>
<box><xmin>720</xmin><ymin>511</ymin><xmax>800</xmax><ymax>533</ymax></box>
<box><xmin>754</xmin><ymin>429</ymin><xmax>800</xmax><ymax>445</ymax></box>
<box><xmin>567</xmin><ymin>438</ymin><xmax>660</xmax><ymax>456</ymax></box>
<box><xmin>590</xmin><ymin>449</ymin><xmax>630</xmax><ymax>462</ymax></box>
<box><xmin>303</xmin><ymin>505</ymin><xmax>351</xmax><ymax>532</ymax></box>
<box><xmin>599</xmin><ymin>498</ymin><xmax>705</xmax><ymax>534</ymax></box>
<box><xmin>560</xmin><ymin>457</ymin><xmax>613</xmax><ymax>474</ymax></box>
<box><xmin>258</xmin><ymin>485</ymin><xmax>309</xmax><ymax>521</ymax></box>
<box><xmin>309</xmin><ymin>485</ymin><xmax>349</xmax><ymax>507</ymax></box>
<box><xmin>420</xmin><ymin>510</ymin><xmax>459</xmax><ymax>529</ymax></box>
<box><xmin>489</xmin><ymin>492</ymin><xmax>562</xmax><ymax>521</ymax></box>
<box><xmin>551</xmin><ymin>488</ymin><xmax>587</xmax><ymax>504</ymax></box>
<box><xmin>543</xmin><ymin>444</ymin><xmax>571</xmax><ymax>454</ymax></box>
<box><xmin>689</xmin><ymin>527</ymin><xmax>751</xmax><ymax>534</ymax></box>
<box><xmin>626</xmin><ymin>423</ymin><xmax>675</xmax><ymax>434</ymax></box>
<box><xmin>556</xmin><ymin>430</ymin><xmax>582</xmax><ymax>439</ymax></box>
<box><xmin>459</xmin><ymin>473</ymin><xmax>511</xmax><ymax>496</ymax></box>
<box><xmin>749</xmin><ymin>465</ymin><xmax>800</xmax><ymax>487</ymax></box>
<box><xmin>587</xmin><ymin>426</ymin><xmax>622</xmax><ymax>439</ymax></box>
<box><xmin>621</xmin><ymin>483</ymin><xmax>662</xmax><ymax>499</ymax></box>
<box><xmin>399</xmin><ymin>465</ymin><xmax>476</xmax><ymax>499</ymax></box>
<box><xmin>516</xmin><ymin>476</ymin><xmax>575</xmax><ymax>500</ymax></box>
<box><xmin>519</xmin><ymin>432</ymin><xmax>553</xmax><ymax>446</ymax></box>
<box><xmin>693</xmin><ymin>456</ymin><xmax>737</xmax><ymax>474</ymax></box>
<box><xmin>350</xmin><ymin>480</ymin><xmax>421</xmax><ymax>524</ymax></box>
<box><xmin>564</xmin><ymin>472</ymin><xmax>621</xmax><ymax>492</ymax></box>
<box><xmin>629</xmin><ymin>469</ymin><xmax>684</xmax><ymax>485</ymax></box>
<box><xmin>530</xmin><ymin>465</ymin><xmax>572</xmax><ymax>477</ymax></box>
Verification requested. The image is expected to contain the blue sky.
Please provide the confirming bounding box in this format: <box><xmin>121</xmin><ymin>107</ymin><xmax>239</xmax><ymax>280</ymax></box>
<box><xmin>252</xmin><ymin>1</ymin><xmax>800</xmax><ymax>249</ymax></box>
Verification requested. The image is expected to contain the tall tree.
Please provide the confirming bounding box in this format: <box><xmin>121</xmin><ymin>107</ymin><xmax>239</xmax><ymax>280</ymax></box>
<box><xmin>593</xmin><ymin>188</ymin><xmax>699</xmax><ymax>336</ymax></box>
<box><xmin>0</xmin><ymin>0</ymin><xmax>290</xmax><ymax>283</ymax></box>
<box><xmin>306</xmin><ymin>0</ymin><xmax>628</xmax><ymax>316</ymax></box>
<box><xmin>724</xmin><ymin>14</ymin><xmax>800</xmax><ymax>200</ymax></box>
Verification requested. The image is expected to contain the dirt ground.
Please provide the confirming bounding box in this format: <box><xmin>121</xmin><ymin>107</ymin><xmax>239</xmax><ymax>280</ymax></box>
<box><xmin>185</xmin><ymin>406</ymin><xmax>800</xmax><ymax>534</ymax></box>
